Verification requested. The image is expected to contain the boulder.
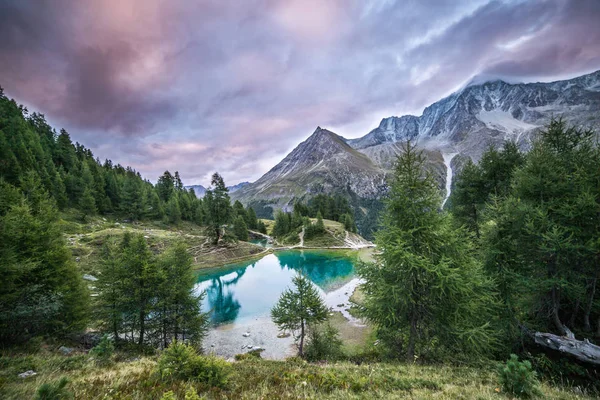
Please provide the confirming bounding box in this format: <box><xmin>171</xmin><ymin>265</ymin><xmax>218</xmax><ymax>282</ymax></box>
<box><xmin>58</xmin><ymin>346</ymin><xmax>74</xmax><ymax>355</ymax></box>
<box><xmin>18</xmin><ymin>370</ymin><xmax>37</xmax><ymax>379</ymax></box>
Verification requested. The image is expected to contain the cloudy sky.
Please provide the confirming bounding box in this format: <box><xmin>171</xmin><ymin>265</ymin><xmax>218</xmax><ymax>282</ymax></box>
<box><xmin>1</xmin><ymin>0</ymin><xmax>599</xmax><ymax>186</ymax></box>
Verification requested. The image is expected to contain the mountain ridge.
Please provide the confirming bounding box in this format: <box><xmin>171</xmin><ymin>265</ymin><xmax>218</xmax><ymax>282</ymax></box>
<box><xmin>232</xmin><ymin>69</ymin><xmax>600</xmax><ymax>214</ymax></box>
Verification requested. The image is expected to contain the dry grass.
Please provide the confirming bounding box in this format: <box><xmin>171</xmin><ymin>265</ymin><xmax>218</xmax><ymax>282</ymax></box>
<box><xmin>2</xmin><ymin>349</ymin><xmax>595</xmax><ymax>400</ymax></box>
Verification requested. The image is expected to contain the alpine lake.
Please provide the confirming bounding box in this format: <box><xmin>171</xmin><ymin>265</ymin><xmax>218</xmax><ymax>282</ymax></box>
<box><xmin>195</xmin><ymin>248</ymin><xmax>369</xmax><ymax>359</ymax></box>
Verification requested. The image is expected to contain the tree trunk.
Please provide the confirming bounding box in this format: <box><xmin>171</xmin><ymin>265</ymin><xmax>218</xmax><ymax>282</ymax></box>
<box><xmin>584</xmin><ymin>275</ymin><xmax>597</xmax><ymax>332</ymax></box>
<box><xmin>406</xmin><ymin>312</ymin><xmax>418</xmax><ymax>362</ymax></box>
<box><xmin>569</xmin><ymin>297</ymin><xmax>581</xmax><ymax>328</ymax></box>
<box><xmin>299</xmin><ymin>319</ymin><xmax>305</xmax><ymax>357</ymax></box>
<box><xmin>138</xmin><ymin>306</ymin><xmax>145</xmax><ymax>346</ymax></box>
<box><xmin>534</xmin><ymin>331</ymin><xmax>600</xmax><ymax>365</ymax></box>
<box><xmin>551</xmin><ymin>286</ymin><xmax>572</xmax><ymax>337</ymax></box>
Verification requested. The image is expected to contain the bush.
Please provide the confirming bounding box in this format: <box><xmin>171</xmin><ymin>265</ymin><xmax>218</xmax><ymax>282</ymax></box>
<box><xmin>499</xmin><ymin>354</ymin><xmax>541</xmax><ymax>398</ymax></box>
<box><xmin>234</xmin><ymin>348</ymin><xmax>263</xmax><ymax>361</ymax></box>
<box><xmin>89</xmin><ymin>334</ymin><xmax>114</xmax><ymax>365</ymax></box>
<box><xmin>304</xmin><ymin>323</ymin><xmax>344</xmax><ymax>362</ymax></box>
<box><xmin>34</xmin><ymin>377</ymin><xmax>72</xmax><ymax>400</ymax></box>
<box><xmin>157</xmin><ymin>342</ymin><xmax>230</xmax><ymax>388</ymax></box>
<box><xmin>160</xmin><ymin>391</ymin><xmax>176</xmax><ymax>400</ymax></box>
<box><xmin>185</xmin><ymin>386</ymin><xmax>205</xmax><ymax>400</ymax></box>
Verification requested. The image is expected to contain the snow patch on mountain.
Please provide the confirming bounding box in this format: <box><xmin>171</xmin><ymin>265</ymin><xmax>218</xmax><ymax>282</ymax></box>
<box><xmin>477</xmin><ymin>109</ymin><xmax>538</xmax><ymax>141</ymax></box>
<box><xmin>442</xmin><ymin>152</ymin><xmax>458</xmax><ymax>207</ymax></box>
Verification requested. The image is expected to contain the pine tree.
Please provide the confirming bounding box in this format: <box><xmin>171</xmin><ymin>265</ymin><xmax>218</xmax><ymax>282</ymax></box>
<box><xmin>272</xmin><ymin>210</ymin><xmax>290</xmax><ymax>238</ymax></box>
<box><xmin>245</xmin><ymin>206</ymin><xmax>258</xmax><ymax>230</ymax></box>
<box><xmin>0</xmin><ymin>180</ymin><xmax>88</xmax><ymax>342</ymax></box>
<box><xmin>121</xmin><ymin>176</ymin><xmax>144</xmax><ymax>220</ymax></box>
<box><xmin>358</xmin><ymin>141</ymin><xmax>498</xmax><ymax>361</ymax></box>
<box><xmin>96</xmin><ymin>238</ymin><xmax>126</xmax><ymax>342</ymax></box>
<box><xmin>204</xmin><ymin>173</ymin><xmax>232</xmax><ymax>244</ymax></box>
<box><xmin>156</xmin><ymin>242</ymin><xmax>208</xmax><ymax>347</ymax></box>
<box><xmin>271</xmin><ymin>274</ymin><xmax>328</xmax><ymax>357</ymax></box>
<box><xmin>156</xmin><ymin>171</ymin><xmax>175</xmax><ymax>202</ymax></box>
<box><xmin>483</xmin><ymin>120</ymin><xmax>600</xmax><ymax>338</ymax></box>
<box><xmin>120</xmin><ymin>234</ymin><xmax>159</xmax><ymax>346</ymax></box>
<box><xmin>166</xmin><ymin>196</ymin><xmax>182</xmax><ymax>224</ymax></box>
<box><xmin>79</xmin><ymin>187</ymin><xmax>97</xmax><ymax>221</ymax></box>
<box><xmin>315</xmin><ymin>211</ymin><xmax>325</xmax><ymax>233</ymax></box>
<box><xmin>233</xmin><ymin>216</ymin><xmax>249</xmax><ymax>241</ymax></box>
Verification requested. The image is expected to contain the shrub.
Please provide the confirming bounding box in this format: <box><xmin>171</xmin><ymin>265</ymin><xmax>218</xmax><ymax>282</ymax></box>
<box><xmin>157</xmin><ymin>342</ymin><xmax>230</xmax><ymax>388</ymax></box>
<box><xmin>89</xmin><ymin>334</ymin><xmax>114</xmax><ymax>365</ymax></box>
<box><xmin>234</xmin><ymin>348</ymin><xmax>263</xmax><ymax>361</ymax></box>
<box><xmin>160</xmin><ymin>391</ymin><xmax>176</xmax><ymax>400</ymax></box>
<box><xmin>34</xmin><ymin>377</ymin><xmax>72</xmax><ymax>400</ymax></box>
<box><xmin>158</xmin><ymin>341</ymin><xmax>199</xmax><ymax>380</ymax></box>
<box><xmin>185</xmin><ymin>386</ymin><xmax>205</xmax><ymax>400</ymax></box>
<box><xmin>304</xmin><ymin>323</ymin><xmax>344</xmax><ymax>362</ymax></box>
<box><xmin>499</xmin><ymin>354</ymin><xmax>541</xmax><ymax>398</ymax></box>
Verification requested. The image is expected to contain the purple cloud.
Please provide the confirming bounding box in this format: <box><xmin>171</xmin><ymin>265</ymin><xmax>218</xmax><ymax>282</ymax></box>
<box><xmin>0</xmin><ymin>0</ymin><xmax>598</xmax><ymax>186</ymax></box>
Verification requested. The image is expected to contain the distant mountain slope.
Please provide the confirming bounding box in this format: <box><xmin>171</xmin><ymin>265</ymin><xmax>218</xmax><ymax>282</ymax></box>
<box><xmin>233</xmin><ymin>70</ymin><xmax>600</xmax><ymax>214</ymax></box>
<box><xmin>349</xmin><ymin>70</ymin><xmax>600</xmax><ymax>160</ymax></box>
<box><xmin>232</xmin><ymin>127</ymin><xmax>386</xmax><ymax>208</ymax></box>
<box><xmin>186</xmin><ymin>182</ymin><xmax>250</xmax><ymax>198</ymax></box>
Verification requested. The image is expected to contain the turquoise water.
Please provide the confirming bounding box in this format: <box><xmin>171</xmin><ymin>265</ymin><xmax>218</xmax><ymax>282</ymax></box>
<box><xmin>196</xmin><ymin>250</ymin><xmax>356</xmax><ymax>325</ymax></box>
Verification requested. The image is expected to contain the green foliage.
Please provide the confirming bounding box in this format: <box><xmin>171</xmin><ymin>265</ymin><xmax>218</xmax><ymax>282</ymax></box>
<box><xmin>34</xmin><ymin>377</ymin><xmax>72</xmax><ymax>400</ymax></box>
<box><xmin>233</xmin><ymin>215</ymin><xmax>249</xmax><ymax>241</ymax></box>
<box><xmin>358</xmin><ymin>141</ymin><xmax>498</xmax><ymax>361</ymax></box>
<box><xmin>234</xmin><ymin>349</ymin><xmax>264</xmax><ymax>361</ymax></box>
<box><xmin>96</xmin><ymin>236</ymin><xmax>207</xmax><ymax>348</ymax></box>
<box><xmin>204</xmin><ymin>173</ymin><xmax>232</xmax><ymax>244</ymax></box>
<box><xmin>481</xmin><ymin>119</ymin><xmax>600</xmax><ymax>342</ymax></box>
<box><xmin>89</xmin><ymin>334</ymin><xmax>115</xmax><ymax>365</ymax></box>
<box><xmin>166</xmin><ymin>196</ymin><xmax>182</xmax><ymax>224</ymax></box>
<box><xmin>271</xmin><ymin>274</ymin><xmax>329</xmax><ymax>357</ymax></box>
<box><xmin>157</xmin><ymin>342</ymin><xmax>230</xmax><ymax>387</ymax></box>
<box><xmin>304</xmin><ymin>323</ymin><xmax>344</xmax><ymax>362</ymax></box>
<box><xmin>256</xmin><ymin>220</ymin><xmax>267</xmax><ymax>234</ymax></box>
<box><xmin>184</xmin><ymin>386</ymin><xmax>205</xmax><ymax>400</ymax></box>
<box><xmin>499</xmin><ymin>354</ymin><xmax>541</xmax><ymax>398</ymax></box>
<box><xmin>0</xmin><ymin>180</ymin><xmax>89</xmax><ymax>343</ymax></box>
<box><xmin>272</xmin><ymin>210</ymin><xmax>291</xmax><ymax>238</ymax></box>
<box><xmin>160</xmin><ymin>391</ymin><xmax>176</xmax><ymax>400</ymax></box>
<box><xmin>244</xmin><ymin>206</ymin><xmax>258</xmax><ymax>230</ymax></box>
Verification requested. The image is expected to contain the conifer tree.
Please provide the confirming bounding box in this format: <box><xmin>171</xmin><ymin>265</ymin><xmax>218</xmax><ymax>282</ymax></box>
<box><xmin>271</xmin><ymin>274</ymin><xmax>328</xmax><ymax>357</ymax></box>
<box><xmin>233</xmin><ymin>215</ymin><xmax>249</xmax><ymax>241</ymax></box>
<box><xmin>0</xmin><ymin>179</ymin><xmax>88</xmax><ymax>342</ymax></box>
<box><xmin>155</xmin><ymin>242</ymin><xmax>208</xmax><ymax>346</ymax></box>
<box><xmin>204</xmin><ymin>173</ymin><xmax>232</xmax><ymax>244</ymax></box>
<box><xmin>245</xmin><ymin>206</ymin><xmax>258</xmax><ymax>230</ymax></box>
<box><xmin>166</xmin><ymin>196</ymin><xmax>182</xmax><ymax>224</ymax></box>
<box><xmin>96</xmin><ymin>238</ymin><xmax>126</xmax><ymax>342</ymax></box>
<box><xmin>358</xmin><ymin>141</ymin><xmax>497</xmax><ymax>361</ymax></box>
<box><xmin>120</xmin><ymin>233</ymin><xmax>159</xmax><ymax>345</ymax></box>
<box><xmin>315</xmin><ymin>211</ymin><xmax>325</xmax><ymax>233</ymax></box>
<box><xmin>79</xmin><ymin>187</ymin><xmax>97</xmax><ymax>221</ymax></box>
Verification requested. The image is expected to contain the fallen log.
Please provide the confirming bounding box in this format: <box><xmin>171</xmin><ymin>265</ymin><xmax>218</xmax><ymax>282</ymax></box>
<box><xmin>534</xmin><ymin>331</ymin><xmax>600</xmax><ymax>366</ymax></box>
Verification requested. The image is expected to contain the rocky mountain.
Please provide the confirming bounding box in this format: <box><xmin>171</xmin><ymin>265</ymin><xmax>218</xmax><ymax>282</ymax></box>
<box><xmin>232</xmin><ymin>127</ymin><xmax>387</xmax><ymax>208</ymax></box>
<box><xmin>185</xmin><ymin>184</ymin><xmax>207</xmax><ymax>198</ymax></box>
<box><xmin>185</xmin><ymin>182</ymin><xmax>250</xmax><ymax>198</ymax></box>
<box><xmin>233</xmin><ymin>69</ymin><xmax>600</xmax><ymax>213</ymax></box>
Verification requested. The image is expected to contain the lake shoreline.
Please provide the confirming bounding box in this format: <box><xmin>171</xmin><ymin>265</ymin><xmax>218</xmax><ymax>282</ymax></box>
<box><xmin>194</xmin><ymin>244</ymin><xmax>374</xmax><ymax>272</ymax></box>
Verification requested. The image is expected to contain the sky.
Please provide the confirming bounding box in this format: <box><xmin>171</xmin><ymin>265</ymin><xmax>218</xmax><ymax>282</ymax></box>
<box><xmin>1</xmin><ymin>0</ymin><xmax>600</xmax><ymax>186</ymax></box>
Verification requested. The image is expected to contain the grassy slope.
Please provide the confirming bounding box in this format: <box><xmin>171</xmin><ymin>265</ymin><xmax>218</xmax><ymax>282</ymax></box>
<box><xmin>0</xmin><ymin>348</ymin><xmax>592</xmax><ymax>400</ymax></box>
<box><xmin>61</xmin><ymin>210</ymin><xmax>266</xmax><ymax>273</ymax></box>
<box><xmin>262</xmin><ymin>218</ymin><xmax>357</xmax><ymax>248</ymax></box>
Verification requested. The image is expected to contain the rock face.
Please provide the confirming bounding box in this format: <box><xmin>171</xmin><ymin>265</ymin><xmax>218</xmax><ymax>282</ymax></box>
<box><xmin>233</xmin><ymin>70</ymin><xmax>600</xmax><ymax>210</ymax></box>
<box><xmin>232</xmin><ymin>127</ymin><xmax>387</xmax><ymax>208</ymax></box>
